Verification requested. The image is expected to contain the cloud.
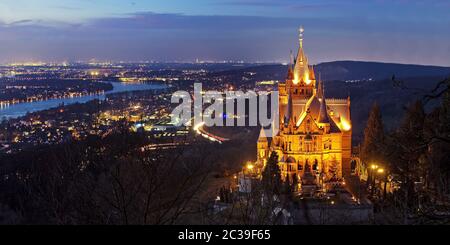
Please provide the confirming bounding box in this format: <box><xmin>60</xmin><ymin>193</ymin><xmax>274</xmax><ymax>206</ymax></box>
<box><xmin>8</xmin><ymin>19</ymin><xmax>35</xmax><ymax>26</ymax></box>
<box><xmin>87</xmin><ymin>12</ymin><xmax>303</xmax><ymax>30</ymax></box>
<box><xmin>216</xmin><ymin>0</ymin><xmax>350</xmax><ymax>10</ymax></box>
<box><xmin>217</xmin><ymin>0</ymin><xmax>290</xmax><ymax>7</ymax></box>
<box><xmin>52</xmin><ymin>5</ymin><xmax>84</xmax><ymax>11</ymax></box>
<box><xmin>0</xmin><ymin>11</ymin><xmax>448</xmax><ymax>66</ymax></box>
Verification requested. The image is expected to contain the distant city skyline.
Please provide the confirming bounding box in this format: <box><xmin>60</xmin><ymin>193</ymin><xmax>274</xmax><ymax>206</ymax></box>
<box><xmin>1</xmin><ymin>0</ymin><xmax>450</xmax><ymax>66</ymax></box>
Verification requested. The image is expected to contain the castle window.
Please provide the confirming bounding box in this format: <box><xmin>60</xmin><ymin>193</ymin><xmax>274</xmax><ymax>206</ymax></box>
<box><xmin>298</xmin><ymin>164</ymin><xmax>303</xmax><ymax>170</ymax></box>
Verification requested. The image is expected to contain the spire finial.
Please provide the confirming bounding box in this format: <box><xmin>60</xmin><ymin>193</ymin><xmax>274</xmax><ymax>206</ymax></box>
<box><xmin>299</xmin><ymin>26</ymin><xmax>304</xmax><ymax>48</ymax></box>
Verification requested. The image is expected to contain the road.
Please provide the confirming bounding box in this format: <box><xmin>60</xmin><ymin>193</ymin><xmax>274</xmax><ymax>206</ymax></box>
<box><xmin>193</xmin><ymin>122</ymin><xmax>229</xmax><ymax>144</ymax></box>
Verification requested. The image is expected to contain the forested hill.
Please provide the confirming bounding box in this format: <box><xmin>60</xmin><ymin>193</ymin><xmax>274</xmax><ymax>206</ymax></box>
<box><xmin>213</xmin><ymin>61</ymin><xmax>450</xmax><ymax>82</ymax></box>
<box><xmin>315</xmin><ymin>61</ymin><xmax>450</xmax><ymax>81</ymax></box>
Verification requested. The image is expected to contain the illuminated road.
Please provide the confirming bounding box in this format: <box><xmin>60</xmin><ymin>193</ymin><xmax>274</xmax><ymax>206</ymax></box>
<box><xmin>140</xmin><ymin>142</ymin><xmax>190</xmax><ymax>151</ymax></box>
<box><xmin>193</xmin><ymin>121</ymin><xmax>229</xmax><ymax>144</ymax></box>
<box><xmin>140</xmin><ymin>120</ymin><xmax>229</xmax><ymax>152</ymax></box>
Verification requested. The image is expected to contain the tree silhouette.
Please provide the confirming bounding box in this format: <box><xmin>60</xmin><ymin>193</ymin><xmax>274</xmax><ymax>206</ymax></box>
<box><xmin>261</xmin><ymin>151</ymin><xmax>282</xmax><ymax>195</ymax></box>
<box><xmin>361</xmin><ymin>102</ymin><xmax>385</xmax><ymax>166</ymax></box>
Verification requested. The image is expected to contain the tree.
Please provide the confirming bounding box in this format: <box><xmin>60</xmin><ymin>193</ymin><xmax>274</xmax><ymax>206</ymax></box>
<box><xmin>361</xmin><ymin>102</ymin><xmax>385</xmax><ymax>165</ymax></box>
<box><xmin>385</xmin><ymin>100</ymin><xmax>426</xmax><ymax>223</ymax></box>
<box><xmin>261</xmin><ymin>151</ymin><xmax>282</xmax><ymax>195</ymax></box>
<box><xmin>291</xmin><ymin>174</ymin><xmax>298</xmax><ymax>193</ymax></box>
<box><xmin>283</xmin><ymin>174</ymin><xmax>292</xmax><ymax>196</ymax></box>
<box><xmin>361</xmin><ymin>102</ymin><xmax>385</xmax><ymax>189</ymax></box>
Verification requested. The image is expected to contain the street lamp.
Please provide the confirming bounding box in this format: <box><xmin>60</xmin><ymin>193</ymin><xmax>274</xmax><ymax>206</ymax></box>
<box><xmin>370</xmin><ymin>163</ymin><xmax>379</xmax><ymax>196</ymax></box>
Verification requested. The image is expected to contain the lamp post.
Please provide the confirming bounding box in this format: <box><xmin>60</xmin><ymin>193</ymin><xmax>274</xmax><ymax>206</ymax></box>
<box><xmin>370</xmin><ymin>164</ymin><xmax>378</xmax><ymax>197</ymax></box>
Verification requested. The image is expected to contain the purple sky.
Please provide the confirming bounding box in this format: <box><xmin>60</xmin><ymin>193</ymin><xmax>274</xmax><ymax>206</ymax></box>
<box><xmin>0</xmin><ymin>0</ymin><xmax>449</xmax><ymax>66</ymax></box>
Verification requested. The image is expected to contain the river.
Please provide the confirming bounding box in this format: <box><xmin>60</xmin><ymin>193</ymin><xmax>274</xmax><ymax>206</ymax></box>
<box><xmin>0</xmin><ymin>82</ymin><xmax>166</xmax><ymax>119</ymax></box>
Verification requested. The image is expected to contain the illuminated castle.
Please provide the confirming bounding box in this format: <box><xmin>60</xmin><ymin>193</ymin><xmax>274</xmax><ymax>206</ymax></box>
<box><xmin>257</xmin><ymin>27</ymin><xmax>352</xmax><ymax>190</ymax></box>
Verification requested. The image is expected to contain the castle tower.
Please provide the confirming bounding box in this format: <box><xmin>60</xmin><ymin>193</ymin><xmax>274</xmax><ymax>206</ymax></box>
<box><xmin>257</xmin><ymin>127</ymin><xmax>269</xmax><ymax>166</ymax></box>
<box><xmin>257</xmin><ymin>26</ymin><xmax>353</xmax><ymax>190</ymax></box>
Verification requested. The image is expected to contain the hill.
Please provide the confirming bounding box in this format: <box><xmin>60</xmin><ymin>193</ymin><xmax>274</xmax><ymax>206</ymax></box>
<box><xmin>215</xmin><ymin>61</ymin><xmax>450</xmax><ymax>82</ymax></box>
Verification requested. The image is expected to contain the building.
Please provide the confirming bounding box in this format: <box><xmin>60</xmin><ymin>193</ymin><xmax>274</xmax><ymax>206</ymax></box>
<box><xmin>257</xmin><ymin>27</ymin><xmax>352</xmax><ymax>192</ymax></box>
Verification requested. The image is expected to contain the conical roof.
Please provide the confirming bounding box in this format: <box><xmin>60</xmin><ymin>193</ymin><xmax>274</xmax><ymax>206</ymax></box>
<box><xmin>284</xmin><ymin>90</ymin><xmax>293</xmax><ymax>125</ymax></box>
<box><xmin>317</xmin><ymin>87</ymin><xmax>330</xmax><ymax>124</ymax></box>
<box><xmin>317</xmin><ymin>78</ymin><xmax>323</xmax><ymax>100</ymax></box>
<box><xmin>258</xmin><ymin>127</ymin><xmax>268</xmax><ymax>142</ymax></box>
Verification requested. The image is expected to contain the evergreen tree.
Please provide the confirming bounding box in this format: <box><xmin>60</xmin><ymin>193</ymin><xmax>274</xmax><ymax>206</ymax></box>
<box><xmin>430</xmin><ymin>84</ymin><xmax>450</xmax><ymax>197</ymax></box>
<box><xmin>387</xmin><ymin>100</ymin><xmax>426</xmax><ymax>221</ymax></box>
<box><xmin>283</xmin><ymin>174</ymin><xmax>292</xmax><ymax>195</ymax></box>
<box><xmin>261</xmin><ymin>151</ymin><xmax>282</xmax><ymax>195</ymax></box>
<box><xmin>361</xmin><ymin>102</ymin><xmax>385</xmax><ymax>166</ymax></box>
<box><xmin>291</xmin><ymin>174</ymin><xmax>298</xmax><ymax>193</ymax></box>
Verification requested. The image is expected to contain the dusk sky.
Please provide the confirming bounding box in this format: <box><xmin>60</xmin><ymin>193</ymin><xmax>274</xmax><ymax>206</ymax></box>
<box><xmin>0</xmin><ymin>0</ymin><xmax>449</xmax><ymax>66</ymax></box>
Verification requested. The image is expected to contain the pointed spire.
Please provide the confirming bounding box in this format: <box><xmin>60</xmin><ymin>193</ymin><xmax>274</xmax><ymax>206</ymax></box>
<box><xmin>258</xmin><ymin>127</ymin><xmax>268</xmax><ymax>142</ymax></box>
<box><xmin>309</xmin><ymin>65</ymin><xmax>316</xmax><ymax>81</ymax></box>
<box><xmin>299</xmin><ymin>26</ymin><xmax>304</xmax><ymax>49</ymax></box>
<box><xmin>317</xmin><ymin>75</ymin><xmax>323</xmax><ymax>100</ymax></box>
<box><xmin>293</xmin><ymin>25</ymin><xmax>311</xmax><ymax>85</ymax></box>
<box><xmin>284</xmin><ymin>90</ymin><xmax>293</xmax><ymax>126</ymax></box>
<box><xmin>317</xmin><ymin>85</ymin><xmax>330</xmax><ymax>124</ymax></box>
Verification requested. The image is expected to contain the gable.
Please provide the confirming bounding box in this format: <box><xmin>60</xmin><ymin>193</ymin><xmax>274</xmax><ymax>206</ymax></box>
<box><xmin>296</xmin><ymin>112</ymin><xmax>321</xmax><ymax>133</ymax></box>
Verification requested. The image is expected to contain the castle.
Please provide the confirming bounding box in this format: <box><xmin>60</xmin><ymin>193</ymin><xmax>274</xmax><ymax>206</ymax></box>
<box><xmin>257</xmin><ymin>28</ymin><xmax>352</xmax><ymax>191</ymax></box>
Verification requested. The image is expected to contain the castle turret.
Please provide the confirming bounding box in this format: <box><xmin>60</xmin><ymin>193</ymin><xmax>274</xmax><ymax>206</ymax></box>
<box><xmin>284</xmin><ymin>90</ymin><xmax>293</xmax><ymax>126</ymax></box>
<box><xmin>257</xmin><ymin>127</ymin><xmax>269</xmax><ymax>164</ymax></box>
<box><xmin>316</xmin><ymin>75</ymin><xmax>323</xmax><ymax>99</ymax></box>
<box><xmin>317</xmin><ymin>86</ymin><xmax>331</xmax><ymax>133</ymax></box>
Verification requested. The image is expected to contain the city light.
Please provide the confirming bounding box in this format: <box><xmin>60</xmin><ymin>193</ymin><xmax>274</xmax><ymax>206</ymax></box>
<box><xmin>193</xmin><ymin>122</ymin><xmax>205</xmax><ymax>132</ymax></box>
